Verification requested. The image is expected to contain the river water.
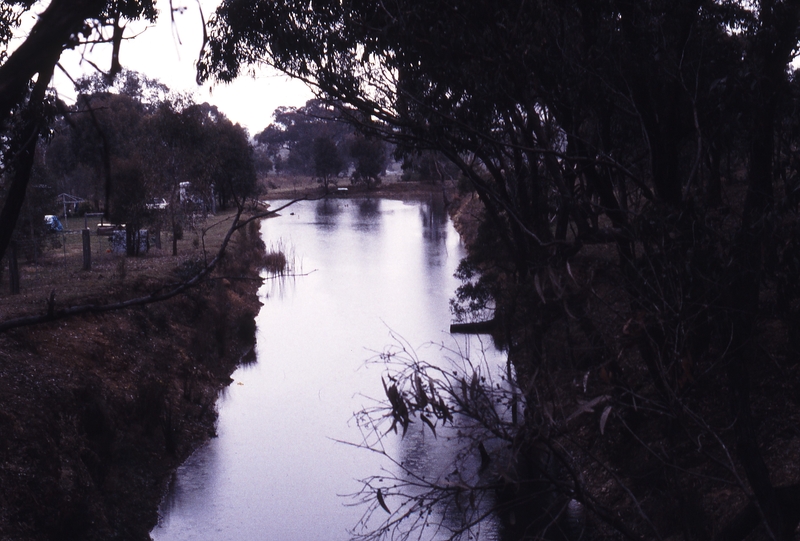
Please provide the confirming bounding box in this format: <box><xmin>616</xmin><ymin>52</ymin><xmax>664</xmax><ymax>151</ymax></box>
<box><xmin>150</xmin><ymin>196</ymin><xmax>504</xmax><ymax>541</ymax></box>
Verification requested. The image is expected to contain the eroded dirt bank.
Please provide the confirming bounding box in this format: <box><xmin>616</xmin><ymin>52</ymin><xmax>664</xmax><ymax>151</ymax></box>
<box><xmin>0</xmin><ymin>223</ymin><xmax>266</xmax><ymax>541</ymax></box>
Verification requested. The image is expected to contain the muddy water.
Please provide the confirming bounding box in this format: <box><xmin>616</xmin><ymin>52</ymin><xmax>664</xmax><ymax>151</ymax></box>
<box><xmin>151</xmin><ymin>197</ymin><xmax>504</xmax><ymax>541</ymax></box>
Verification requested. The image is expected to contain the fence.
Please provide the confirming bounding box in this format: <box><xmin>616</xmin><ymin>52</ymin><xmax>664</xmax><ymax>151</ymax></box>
<box><xmin>0</xmin><ymin>211</ymin><xmax>231</xmax><ymax>318</ymax></box>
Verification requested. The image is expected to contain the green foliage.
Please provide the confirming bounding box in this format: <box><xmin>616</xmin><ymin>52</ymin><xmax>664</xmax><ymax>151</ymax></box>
<box><xmin>31</xmin><ymin>73</ymin><xmax>257</xmax><ymax>227</ymax></box>
<box><xmin>255</xmin><ymin>99</ymin><xmax>352</xmax><ymax>176</ymax></box>
<box><xmin>12</xmin><ymin>182</ymin><xmax>55</xmax><ymax>261</ymax></box>
<box><xmin>0</xmin><ymin>0</ymin><xmax>160</xmax><ymax>263</ymax></box>
<box><xmin>74</xmin><ymin>200</ymin><xmax>94</xmax><ymax>216</ymax></box>
<box><xmin>349</xmin><ymin>136</ymin><xmax>386</xmax><ymax>188</ymax></box>
<box><xmin>313</xmin><ymin>135</ymin><xmax>344</xmax><ymax>183</ymax></box>
<box><xmin>107</xmin><ymin>156</ymin><xmax>146</xmax><ymax>227</ymax></box>
<box><xmin>399</xmin><ymin>151</ymin><xmax>458</xmax><ymax>183</ymax></box>
<box><xmin>75</xmin><ymin>69</ymin><xmax>171</xmax><ymax>111</ymax></box>
<box><xmin>252</xmin><ymin>145</ymin><xmax>273</xmax><ymax>177</ymax></box>
<box><xmin>0</xmin><ymin>3</ymin><xmax>27</xmax><ymax>57</ymax></box>
<box><xmin>199</xmin><ymin>2</ymin><xmax>800</xmax><ymax>540</ymax></box>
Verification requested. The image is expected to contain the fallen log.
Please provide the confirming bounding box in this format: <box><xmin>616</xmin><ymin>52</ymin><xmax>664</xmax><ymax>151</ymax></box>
<box><xmin>449</xmin><ymin>319</ymin><xmax>497</xmax><ymax>334</ymax></box>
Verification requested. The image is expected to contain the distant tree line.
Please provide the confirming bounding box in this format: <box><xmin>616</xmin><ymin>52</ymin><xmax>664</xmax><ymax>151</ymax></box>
<box><xmin>253</xmin><ymin>98</ymin><xmax>458</xmax><ymax>190</ymax></box>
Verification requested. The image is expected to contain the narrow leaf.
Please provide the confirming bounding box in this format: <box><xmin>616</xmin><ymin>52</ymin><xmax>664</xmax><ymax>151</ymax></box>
<box><xmin>600</xmin><ymin>405</ymin><xmax>612</xmax><ymax>435</ymax></box>
<box><xmin>548</xmin><ymin>266</ymin><xmax>563</xmax><ymax>298</ymax></box>
<box><xmin>563</xmin><ymin>298</ymin><xmax>578</xmax><ymax>320</ymax></box>
<box><xmin>377</xmin><ymin>489</ymin><xmax>390</xmax><ymax>513</ymax></box>
<box><xmin>567</xmin><ymin>394</ymin><xmax>610</xmax><ymax>421</ymax></box>
<box><xmin>478</xmin><ymin>441</ymin><xmax>491</xmax><ymax>472</ymax></box>
<box><xmin>420</xmin><ymin>413</ymin><xmax>437</xmax><ymax>437</ymax></box>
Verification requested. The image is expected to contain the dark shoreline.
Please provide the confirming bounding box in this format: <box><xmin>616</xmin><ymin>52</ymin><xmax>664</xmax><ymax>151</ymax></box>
<box><xmin>0</xmin><ymin>225</ymin><xmax>265</xmax><ymax>541</ymax></box>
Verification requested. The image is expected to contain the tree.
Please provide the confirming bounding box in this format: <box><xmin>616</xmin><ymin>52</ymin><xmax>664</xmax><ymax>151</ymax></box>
<box><xmin>252</xmin><ymin>144</ymin><xmax>273</xmax><ymax>178</ymax></box>
<box><xmin>200</xmin><ymin>108</ymin><xmax>257</xmax><ymax>209</ymax></box>
<box><xmin>108</xmin><ymin>156</ymin><xmax>148</xmax><ymax>256</ymax></box>
<box><xmin>313</xmin><ymin>135</ymin><xmax>344</xmax><ymax>193</ymax></box>
<box><xmin>200</xmin><ymin>1</ymin><xmax>800</xmax><ymax>539</ymax></box>
<box><xmin>0</xmin><ymin>0</ymin><xmax>158</xmax><ymax>264</ymax></box>
<box><xmin>398</xmin><ymin>150</ymin><xmax>459</xmax><ymax>183</ymax></box>
<box><xmin>255</xmin><ymin>99</ymin><xmax>351</xmax><ymax>176</ymax></box>
<box><xmin>349</xmin><ymin>135</ymin><xmax>387</xmax><ymax>189</ymax></box>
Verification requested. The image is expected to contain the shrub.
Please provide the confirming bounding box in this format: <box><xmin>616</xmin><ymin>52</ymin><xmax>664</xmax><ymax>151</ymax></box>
<box><xmin>75</xmin><ymin>201</ymin><xmax>94</xmax><ymax>216</ymax></box>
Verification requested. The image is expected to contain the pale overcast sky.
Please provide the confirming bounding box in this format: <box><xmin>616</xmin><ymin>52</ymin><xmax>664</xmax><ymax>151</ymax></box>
<box><xmin>20</xmin><ymin>0</ymin><xmax>315</xmax><ymax>136</ymax></box>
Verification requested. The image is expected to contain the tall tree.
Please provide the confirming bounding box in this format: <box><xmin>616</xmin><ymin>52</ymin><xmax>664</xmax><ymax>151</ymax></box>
<box><xmin>312</xmin><ymin>135</ymin><xmax>344</xmax><ymax>193</ymax></box>
<box><xmin>255</xmin><ymin>99</ymin><xmax>351</xmax><ymax>175</ymax></box>
<box><xmin>349</xmin><ymin>135</ymin><xmax>387</xmax><ymax>189</ymax></box>
<box><xmin>199</xmin><ymin>1</ymin><xmax>800</xmax><ymax>539</ymax></box>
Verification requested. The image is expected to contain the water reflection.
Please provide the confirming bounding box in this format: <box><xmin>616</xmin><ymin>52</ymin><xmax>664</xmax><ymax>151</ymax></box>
<box><xmin>387</xmin><ymin>340</ymin><xmax>503</xmax><ymax>541</ymax></box>
<box><xmin>314</xmin><ymin>197</ymin><xmax>343</xmax><ymax>228</ymax></box>
<box><xmin>357</xmin><ymin>198</ymin><xmax>381</xmax><ymax>218</ymax></box>
<box><xmin>152</xmin><ymin>197</ymin><xmax>504</xmax><ymax>541</ymax></box>
<box><xmin>420</xmin><ymin>194</ymin><xmax>449</xmax><ymax>235</ymax></box>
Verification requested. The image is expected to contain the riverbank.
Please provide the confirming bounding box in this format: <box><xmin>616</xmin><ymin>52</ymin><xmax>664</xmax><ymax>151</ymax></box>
<box><xmin>260</xmin><ymin>175</ymin><xmax>452</xmax><ymax>202</ymax></box>
<box><xmin>443</xmin><ymin>184</ymin><xmax>800</xmax><ymax>539</ymax></box>
<box><xmin>0</xmin><ymin>214</ymin><xmax>268</xmax><ymax>540</ymax></box>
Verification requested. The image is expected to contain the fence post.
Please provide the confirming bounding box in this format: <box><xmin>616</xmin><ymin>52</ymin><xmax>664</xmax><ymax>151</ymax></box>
<box><xmin>9</xmin><ymin>241</ymin><xmax>19</xmax><ymax>294</ymax></box>
<box><xmin>82</xmin><ymin>229</ymin><xmax>91</xmax><ymax>271</ymax></box>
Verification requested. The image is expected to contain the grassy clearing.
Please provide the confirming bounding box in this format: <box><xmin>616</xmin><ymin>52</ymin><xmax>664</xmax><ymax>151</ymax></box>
<box><xmin>0</xmin><ymin>209</ymin><xmax>262</xmax><ymax>322</ymax></box>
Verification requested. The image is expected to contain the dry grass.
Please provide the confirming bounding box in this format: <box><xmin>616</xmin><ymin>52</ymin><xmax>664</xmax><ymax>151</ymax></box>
<box><xmin>0</xmin><ymin>208</ymin><xmax>255</xmax><ymax>322</ymax></box>
<box><xmin>0</xmin><ymin>209</ymin><xmax>268</xmax><ymax>541</ymax></box>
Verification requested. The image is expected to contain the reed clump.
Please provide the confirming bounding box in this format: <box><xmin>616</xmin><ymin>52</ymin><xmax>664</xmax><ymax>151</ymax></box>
<box><xmin>263</xmin><ymin>250</ymin><xmax>288</xmax><ymax>275</ymax></box>
<box><xmin>263</xmin><ymin>239</ymin><xmax>295</xmax><ymax>276</ymax></box>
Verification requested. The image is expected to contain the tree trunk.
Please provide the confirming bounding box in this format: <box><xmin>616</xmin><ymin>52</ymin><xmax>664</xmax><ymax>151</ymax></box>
<box><xmin>723</xmin><ymin>4</ymin><xmax>800</xmax><ymax>534</ymax></box>
<box><xmin>0</xmin><ymin>61</ymin><xmax>57</xmax><ymax>264</ymax></box>
<box><xmin>0</xmin><ymin>0</ymin><xmax>105</xmax><ymax>129</ymax></box>
<box><xmin>8</xmin><ymin>242</ymin><xmax>20</xmax><ymax>295</ymax></box>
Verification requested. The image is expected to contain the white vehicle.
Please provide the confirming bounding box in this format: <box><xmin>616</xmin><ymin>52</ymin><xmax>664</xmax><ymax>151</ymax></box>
<box><xmin>146</xmin><ymin>197</ymin><xmax>168</xmax><ymax>210</ymax></box>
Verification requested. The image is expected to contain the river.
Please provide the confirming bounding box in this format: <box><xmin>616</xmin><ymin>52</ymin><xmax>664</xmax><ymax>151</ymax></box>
<box><xmin>150</xmin><ymin>196</ymin><xmax>505</xmax><ymax>541</ymax></box>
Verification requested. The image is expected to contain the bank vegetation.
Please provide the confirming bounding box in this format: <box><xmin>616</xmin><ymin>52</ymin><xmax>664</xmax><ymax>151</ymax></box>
<box><xmin>198</xmin><ymin>1</ymin><xmax>800</xmax><ymax>540</ymax></box>
<box><xmin>0</xmin><ymin>208</ymin><xmax>273</xmax><ymax>540</ymax></box>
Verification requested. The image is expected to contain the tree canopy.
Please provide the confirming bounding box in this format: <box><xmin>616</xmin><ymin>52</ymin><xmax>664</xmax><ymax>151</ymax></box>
<box><xmin>255</xmin><ymin>98</ymin><xmax>350</xmax><ymax>175</ymax></box>
<box><xmin>254</xmin><ymin>98</ymin><xmax>390</xmax><ymax>187</ymax></box>
<box><xmin>51</xmin><ymin>77</ymin><xmax>255</xmax><ymax>217</ymax></box>
<box><xmin>200</xmin><ymin>1</ymin><xmax>800</xmax><ymax>540</ymax></box>
<box><xmin>3</xmin><ymin>64</ymin><xmax>257</xmax><ymax>258</ymax></box>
